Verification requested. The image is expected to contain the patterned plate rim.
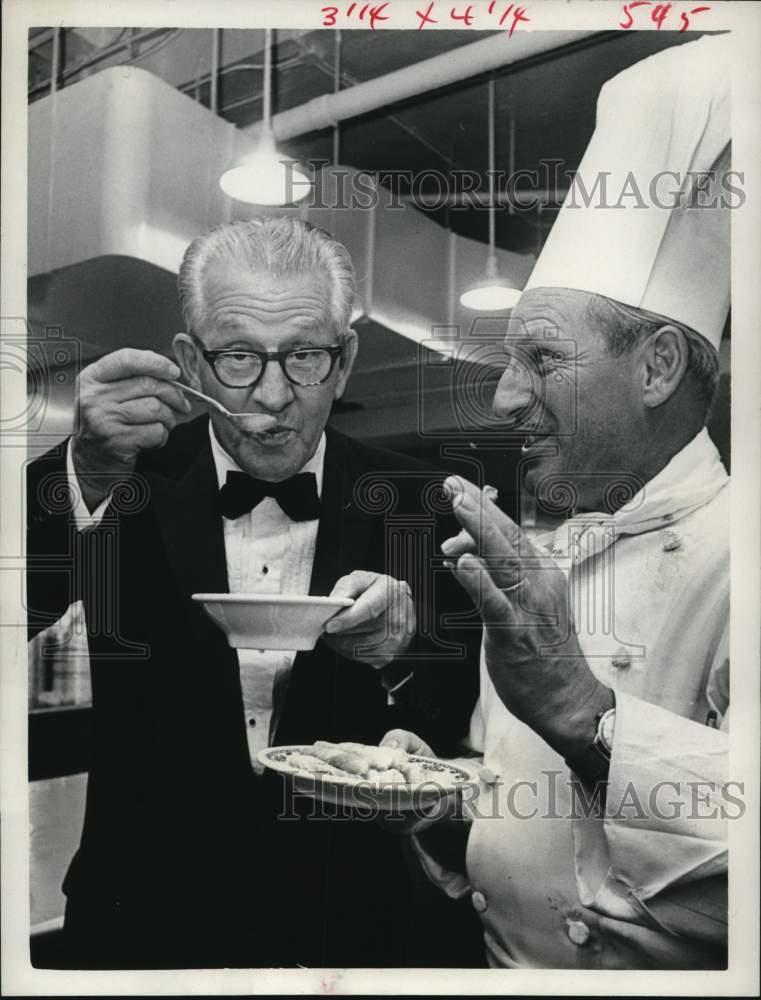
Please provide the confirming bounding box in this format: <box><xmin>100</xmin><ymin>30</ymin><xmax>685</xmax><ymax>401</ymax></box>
<box><xmin>257</xmin><ymin>744</ymin><xmax>479</xmax><ymax>789</ymax></box>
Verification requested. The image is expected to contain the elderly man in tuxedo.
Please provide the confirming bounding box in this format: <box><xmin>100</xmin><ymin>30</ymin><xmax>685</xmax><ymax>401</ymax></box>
<box><xmin>27</xmin><ymin>217</ymin><xmax>480</xmax><ymax>968</ymax></box>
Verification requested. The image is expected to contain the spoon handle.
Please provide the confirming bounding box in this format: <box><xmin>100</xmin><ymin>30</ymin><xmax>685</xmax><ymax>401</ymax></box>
<box><xmin>171</xmin><ymin>381</ymin><xmax>228</xmax><ymax>415</ymax></box>
<box><xmin>171</xmin><ymin>381</ymin><xmax>277</xmax><ymax>429</ymax></box>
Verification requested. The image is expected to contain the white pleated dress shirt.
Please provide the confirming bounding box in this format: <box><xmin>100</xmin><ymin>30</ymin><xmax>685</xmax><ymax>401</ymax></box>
<box><xmin>208</xmin><ymin>425</ymin><xmax>324</xmax><ymax>774</ymax></box>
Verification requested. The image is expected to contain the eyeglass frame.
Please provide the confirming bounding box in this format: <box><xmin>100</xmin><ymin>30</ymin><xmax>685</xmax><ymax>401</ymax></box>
<box><xmin>192</xmin><ymin>336</ymin><xmax>345</xmax><ymax>389</ymax></box>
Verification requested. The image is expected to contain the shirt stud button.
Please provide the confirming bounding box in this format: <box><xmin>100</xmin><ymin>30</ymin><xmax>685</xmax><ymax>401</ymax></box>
<box><xmin>262</xmin><ymin>565</ymin><xmax>269</xmax><ymax>575</ymax></box>
<box><xmin>662</xmin><ymin>530</ymin><xmax>681</xmax><ymax>552</ymax></box>
<box><xmin>248</xmin><ymin>717</ymin><xmax>257</xmax><ymax>728</ymax></box>
<box><xmin>611</xmin><ymin>646</ymin><xmax>631</xmax><ymax>670</ymax></box>
<box><xmin>479</xmin><ymin>766</ymin><xmax>499</xmax><ymax>785</ymax></box>
<box><xmin>567</xmin><ymin>919</ymin><xmax>590</xmax><ymax>945</ymax></box>
<box><xmin>471</xmin><ymin>891</ymin><xmax>488</xmax><ymax>913</ymax></box>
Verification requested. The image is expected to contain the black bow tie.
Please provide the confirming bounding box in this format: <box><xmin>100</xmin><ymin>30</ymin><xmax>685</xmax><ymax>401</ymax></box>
<box><xmin>217</xmin><ymin>470</ymin><xmax>321</xmax><ymax>522</ymax></box>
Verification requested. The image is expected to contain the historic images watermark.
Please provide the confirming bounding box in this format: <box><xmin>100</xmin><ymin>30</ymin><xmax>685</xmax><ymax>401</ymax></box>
<box><xmin>277</xmin><ymin>770</ymin><xmax>746</xmax><ymax>824</ymax></box>
<box><xmin>284</xmin><ymin>159</ymin><xmax>746</xmax><ymax>213</ymax></box>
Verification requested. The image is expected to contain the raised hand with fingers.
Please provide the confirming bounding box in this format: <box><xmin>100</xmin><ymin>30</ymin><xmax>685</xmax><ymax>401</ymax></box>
<box><xmin>72</xmin><ymin>348</ymin><xmax>192</xmax><ymax>510</ymax></box>
<box><xmin>442</xmin><ymin>476</ymin><xmax>613</xmax><ymax>764</ymax></box>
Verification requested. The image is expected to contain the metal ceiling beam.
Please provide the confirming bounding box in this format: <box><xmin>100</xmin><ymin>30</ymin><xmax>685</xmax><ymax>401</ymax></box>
<box><xmin>400</xmin><ymin>190</ymin><xmax>568</xmax><ymax>208</ymax></box>
<box><xmin>236</xmin><ymin>30</ymin><xmax>599</xmax><ymax>147</ymax></box>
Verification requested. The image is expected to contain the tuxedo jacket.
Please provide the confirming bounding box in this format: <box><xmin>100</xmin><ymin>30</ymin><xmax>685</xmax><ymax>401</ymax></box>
<box><xmin>27</xmin><ymin>418</ymin><xmax>481</xmax><ymax>968</ymax></box>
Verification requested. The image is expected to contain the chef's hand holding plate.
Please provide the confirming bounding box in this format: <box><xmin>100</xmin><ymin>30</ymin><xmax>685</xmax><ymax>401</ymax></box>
<box><xmin>323</xmin><ymin>571</ymin><xmax>417</xmax><ymax>668</ymax></box>
<box><xmin>442</xmin><ymin>476</ymin><xmax>613</xmax><ymax>764</ymax></box>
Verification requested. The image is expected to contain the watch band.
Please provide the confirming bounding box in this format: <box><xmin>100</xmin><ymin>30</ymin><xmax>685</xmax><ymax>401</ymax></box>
<box><xmin>564</xmin><ymin>707</ymin><xmax>616</xmax><ymax>787</ymax></box>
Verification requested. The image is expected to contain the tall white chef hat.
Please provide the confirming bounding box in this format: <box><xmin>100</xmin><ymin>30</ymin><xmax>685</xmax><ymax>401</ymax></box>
<box><xmin>525</xmin><ymin>34</ymin><xmax>732</xmax><ymax>350</ymax></box>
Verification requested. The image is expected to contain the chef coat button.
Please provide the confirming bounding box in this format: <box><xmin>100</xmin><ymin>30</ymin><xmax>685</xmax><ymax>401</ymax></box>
<box><xmin>479</xmin><ymin>766</ymin><xmax>499</xmax><ymax>785</ymax></box>
<box><xmin>471</xmin><ymin>891</ymin><xmax>488</xmax><ymax>913</ymax></box>
<box><xmin>662</xmin><ymin>530</ymin><xmax>681</xmax><ymax>552</ymax></box>
<box><xmin>248</xmin><ymin>717</ymin><xmax>257</xmax><ymax>728</ymax></box>
<box><xmin>566</xmin><ymin>919</ymin><xmax>590</xmax><ymax>945</ymax></box>
<box><xmin>611</xmin><ymin>646</ymin><xmax>631</xmax><ymax>670</ymax></box>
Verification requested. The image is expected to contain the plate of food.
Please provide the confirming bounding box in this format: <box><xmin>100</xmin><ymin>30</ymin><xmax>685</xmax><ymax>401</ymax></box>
<box><xmin>257</xmin><ymin>740</ymin><xmax>480</xmax><ymax>811</ymax></box>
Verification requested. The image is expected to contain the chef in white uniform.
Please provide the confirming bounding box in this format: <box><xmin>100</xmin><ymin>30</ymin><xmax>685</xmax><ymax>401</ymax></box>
<box><xmin>385</xmin><ymin>34</ymin><xmax>735</xmax><ymax>969</ymax></box>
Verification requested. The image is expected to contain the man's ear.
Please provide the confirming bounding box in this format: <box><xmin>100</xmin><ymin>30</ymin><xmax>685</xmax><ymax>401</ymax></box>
<box><xmin>172</xmin><ymin>333</ymin><xmax>203</xmax><ymax>389</ymax></box>
<box><xmin>333</xmin><ymin>328</ymin><xmax>359</xmax><ymax>400</ymax></box>
<box><xmin>640</xmin><ymin>325</ymin><xmax>689</xmax><ymax>408</ymax></box>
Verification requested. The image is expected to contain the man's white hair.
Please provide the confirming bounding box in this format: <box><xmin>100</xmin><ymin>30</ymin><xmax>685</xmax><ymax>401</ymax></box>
<box><xmin>178</xmin><ymin>217</ymin><xmax>357</xmax><ymax>338</ymax></box>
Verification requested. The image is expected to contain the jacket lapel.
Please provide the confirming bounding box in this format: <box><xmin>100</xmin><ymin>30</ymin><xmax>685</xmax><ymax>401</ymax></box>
<box><xmin>145</xmin><ymin>425</ymin><xmax>251</xmax><ymax>772</ymax></box>
<box><xmin>148</xmin><ymin>438</ymin><xmax>230</xmax><ymax>639</ymax></box>
<box><xmin>277</xmin><ymin>430</ymin><xmax>380</xmax><ymax>742</ymax></box>
<box><xmin>308</xmin><ymin>428</ymin><xmax>376</xmax><ymax>597</ymax></box>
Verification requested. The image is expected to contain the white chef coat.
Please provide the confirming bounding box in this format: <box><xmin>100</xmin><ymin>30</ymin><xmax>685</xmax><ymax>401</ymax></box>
<box><xmin>415</xmin><ymin>429</ymin><xmax>731</xmax><ymax>969</ymax></box>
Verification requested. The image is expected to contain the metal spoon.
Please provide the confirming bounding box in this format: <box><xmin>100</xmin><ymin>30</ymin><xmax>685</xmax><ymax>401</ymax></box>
<box><xmin>172</xmin><ymin>381</ymin><xmax>278</xmax><ymax>431</ymax></box>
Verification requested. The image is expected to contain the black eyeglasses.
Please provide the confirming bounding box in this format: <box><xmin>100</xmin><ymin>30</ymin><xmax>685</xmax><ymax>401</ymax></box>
<box><xmin>197</xmin><ymin>344</ymin><xmax>343</xmax><ymax>389</ymax></box>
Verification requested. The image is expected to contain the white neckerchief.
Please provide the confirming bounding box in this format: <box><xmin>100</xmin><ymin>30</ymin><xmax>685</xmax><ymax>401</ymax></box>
<box><xmin>536</xmin><ymin>428</ymin><xmax>729</xmax><ymax>567</ymax></box>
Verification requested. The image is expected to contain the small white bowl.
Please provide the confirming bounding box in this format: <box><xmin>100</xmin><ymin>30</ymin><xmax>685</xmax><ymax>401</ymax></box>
<box><xmin>192</xmin><ymin>593</ymin><xmax>355</xmax><ymax>651</ymax></box>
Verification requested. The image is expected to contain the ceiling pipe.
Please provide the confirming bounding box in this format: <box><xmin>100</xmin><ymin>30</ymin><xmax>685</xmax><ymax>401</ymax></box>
<box><xmin>210</xmin><ymin>28</ymin><xmax>220</xmax><ymax>115</ymax></box>
<box><xmin>399</xmin><ymin>189</ymin><xmax>568</xmax><ymax>208</ymax></box>
<box><xmin>332</xmin><ymin>30</ymin><xmax>342</xmax><ymax>166</ymax></box>
<box><xmin>236</xmin><ymin>30</ymin><xmax>599</xmax><ymax>146</ymax></box>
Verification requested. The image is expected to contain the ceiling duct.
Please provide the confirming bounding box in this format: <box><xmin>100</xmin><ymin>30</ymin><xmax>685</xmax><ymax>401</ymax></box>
<box><xmin>29</xmin><ymin>66</ymin><xmax>534</xmax><ymax>346</ymax></box>
<box><xmin>28</xmin><ymin>66</ymin><xmax>535</xmax><ymax>443</ymax></box>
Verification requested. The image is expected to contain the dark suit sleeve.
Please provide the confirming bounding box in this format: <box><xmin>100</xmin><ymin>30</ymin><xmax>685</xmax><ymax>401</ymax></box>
<box><xmin>26</xmin><ymin>441</ymin><xmax>81</xmax><ymax>640</ymax></box>
<box><xmin>389</xmin><ymin>576</ymin><xmax>481</xmax><ymax>757</ymax></box>
<box><xmin>382</xmin><ymin>509</ymin><xmax>482</xmax><ymax>758</ymax></box>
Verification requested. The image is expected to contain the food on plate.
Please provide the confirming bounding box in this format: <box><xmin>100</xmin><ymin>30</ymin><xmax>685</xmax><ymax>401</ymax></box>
<box><xmin>285</xmin><ymin>752</ymin><xmax>352</xmax><ymax>778</ymax></box>
<box><xmin>402</xmin><ymin>762</ymin><xmax>433</xmax><ymax>786</ymax></box>
<box><xmin>306</xmin><ymin>742</ymin><xmax>371</xmax><ymax>777</ymax></box>
<box><xmin>285</xmin><ymin>740</ymin><xmax>460</xmax><ymax>787</ymax></box>
<box><xmin>366</xmin><ymin>767</ymin><xmax>406</xmax><ymax>783</ymax></box>
<box><xmin>314</xmin><ymin>740</ymin><xmax>408</xmax><ymax>773</ymax></box>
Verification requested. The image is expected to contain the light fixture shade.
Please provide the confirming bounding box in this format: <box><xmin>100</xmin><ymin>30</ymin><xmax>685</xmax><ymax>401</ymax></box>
<box><xmin>219</xmin><ymin>128</ymin><xmax>312</xmax><ymax>206</ymax></box>
<box><xmin>460</xmin><ymin>255</ymin><xmax>521</xmax><ymax>310</ymax></box>
<box><xmin>459</xmin><ymin>282</ymin><xmax>522</xmax><ymax>311</ymax></box>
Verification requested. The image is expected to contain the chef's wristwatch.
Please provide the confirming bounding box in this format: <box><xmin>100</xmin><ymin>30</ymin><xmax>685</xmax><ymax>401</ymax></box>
<box><xmin>565</xmin><ymin>706</ymin><xmax>616</xmax><ymax>786</ymax></box>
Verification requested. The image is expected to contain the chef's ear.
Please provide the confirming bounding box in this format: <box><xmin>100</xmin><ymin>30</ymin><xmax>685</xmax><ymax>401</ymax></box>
<box><xmin>172</xmin><ymin>333</ymin><xmax>203</xmax><ymax>390</ymax></box>
<box><xmin>640</xmin><ymin>325</ymin><xmax>689</xmax><ymax>408</ymax></box>
<box><xmin>334</xmin><ymin>328</ymin><xmax>359</xmax><ymax>400</ymax></box>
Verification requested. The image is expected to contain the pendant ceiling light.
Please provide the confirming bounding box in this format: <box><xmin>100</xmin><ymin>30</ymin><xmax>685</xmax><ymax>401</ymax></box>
<box><xmin>219</xmin><ymin>29</ymin><xmax>311</xmax><ymax>206</ymax></box>
<box><xmin>460</xmin><ymin>78</ymin><xmax>521</xmax><ymax>311</ymax></box>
